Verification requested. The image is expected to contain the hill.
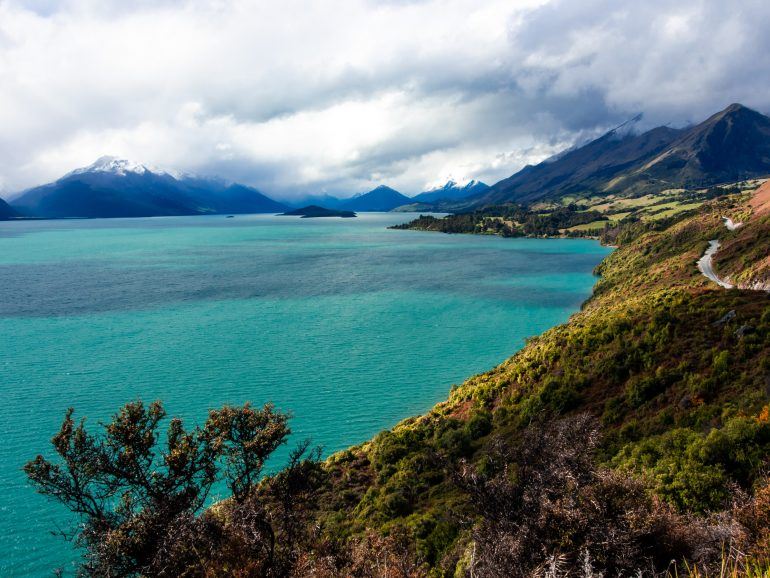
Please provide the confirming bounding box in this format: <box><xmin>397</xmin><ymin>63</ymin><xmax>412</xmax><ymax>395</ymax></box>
<box><xmin>10</xmin><ymin>157</ymin><xmax>288</xmax><ymax>218</ymax></box>
<box><xmin>339</xmin><ymin>185</ymin><xmax>411</xmax><ymax>212</ymax></box>
<box><xmin>472</xmin><ymin>103</ymin><xmax>770</xmax><ymax>207</ymax></box>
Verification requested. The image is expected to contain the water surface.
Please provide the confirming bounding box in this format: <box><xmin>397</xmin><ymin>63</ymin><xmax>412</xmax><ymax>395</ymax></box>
<box><xmin>0</xmin><ymin>213</ymin><xmax>611</xmax><ymax>575</ymax></box>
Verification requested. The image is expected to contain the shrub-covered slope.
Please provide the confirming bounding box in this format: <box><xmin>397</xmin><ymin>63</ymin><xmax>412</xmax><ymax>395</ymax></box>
<box><xmin>317</xmin><ymin>190</ymin><xmax>770</xmax><ymax>573</ymax></box>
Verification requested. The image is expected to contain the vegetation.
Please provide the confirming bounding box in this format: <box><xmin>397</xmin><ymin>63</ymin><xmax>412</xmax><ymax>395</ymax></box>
<box><xmin>28</xmin><ymin>185</ymin><xmax>770</xmax><ymax>576</ymax></box>
<box><xmin>393</xmin><ymin>183</ymin><xmax>749</xmax><ymax>240</ymax></box>
<box><xmin>25</xmin><ymin>402</ymin><xmax>325</xmax><ymax>576</ymax></box>
<box><xmin>390</xmin><ymin>204</ymin><xmax>606</xmax><ymax>237</ymax></box>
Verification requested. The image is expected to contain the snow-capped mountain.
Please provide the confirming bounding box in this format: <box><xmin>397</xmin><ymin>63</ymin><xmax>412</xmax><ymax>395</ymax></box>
<box><xmin>411</xmin><ymin>179</ymin><xmax>489</xmax><ymax>204</ymax></box>
<box><xmin>11</xmin><ymin>158</ymin><xmax>287</xmax><ymax>218</ymax></box>
<box><xmin>65</xmin><ymin>156</ymin><xmax>165</xmax><ymax>178</ymax></box>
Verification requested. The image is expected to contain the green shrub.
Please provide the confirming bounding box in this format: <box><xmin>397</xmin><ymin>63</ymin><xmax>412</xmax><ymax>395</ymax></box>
<box><xmin>465</xmin><ymin>410</ymin><xmax>493</xmax><ymax>439</ymax></box>
<box><xmin>712</xmin><ymin>350</ymin><xmax>731</xmax><ymax>374</ymax></box>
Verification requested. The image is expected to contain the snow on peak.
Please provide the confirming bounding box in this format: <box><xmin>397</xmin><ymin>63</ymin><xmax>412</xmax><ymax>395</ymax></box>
<box><xmin>425</xmin><ymin>178</ymin><xmax>480</xmax><ymax>192</ymax></box>
<box><xmin>67</xmin><ymin>156</ymin><xmax>174</xmax><ymax>178</ymax></box>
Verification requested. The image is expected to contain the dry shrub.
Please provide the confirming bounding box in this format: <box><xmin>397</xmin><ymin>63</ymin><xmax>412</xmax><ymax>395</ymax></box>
<box><xmin>454</xmin><ymin>414</ymin><xmax>755</xmax><ymax>578</ymax></box>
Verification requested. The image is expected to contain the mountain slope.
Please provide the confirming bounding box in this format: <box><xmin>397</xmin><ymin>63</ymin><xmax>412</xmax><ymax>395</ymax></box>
<box><xmin>339</xmin><ymin>185</ymin><xmax>410</xmax><ymax>212</ymax></box>
<box><xmin>412</xmin><ymin>180</ymin><xmax>489</xmax><ymax>204</ymax></box>
<box><xmin>631</xmin><ymin>103</ymin><xmax>770</xmax><ymax>188</ymax></box>
<box><xmin>0</xmin><ymin>197</ymin><xmax>17</xmax><ymax>220</ymax></box>
<box><xmin>289</xmin><ymin>194</ymin><xmax>346</xmax><ymax>210</ymax></box>
<box><xmin>476</xmin><ymin>123</ymin><xmax>682</xmax><ymax>205</ymax></box>
<box><xmin>11</xmin><ymin>157</ymin><xmax>287</xmax><ymax>218</ymax></box>
<box><xmin>474</xmin><ymin>103</ymin><xmax>770</xmax><ymax>207</ymax></box>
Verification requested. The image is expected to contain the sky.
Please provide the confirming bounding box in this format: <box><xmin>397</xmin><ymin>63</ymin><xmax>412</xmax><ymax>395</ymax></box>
<box><xmin>1</xmin><ymin>0</ymin><xmax>770</xmax><ymax>200</ymax></box>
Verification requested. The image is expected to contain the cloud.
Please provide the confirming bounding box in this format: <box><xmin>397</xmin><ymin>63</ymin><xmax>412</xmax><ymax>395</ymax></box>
<box><xmin>0</xmin><ymin>0</ymin><xmax>769</xmax><ymax>199</ymax></box>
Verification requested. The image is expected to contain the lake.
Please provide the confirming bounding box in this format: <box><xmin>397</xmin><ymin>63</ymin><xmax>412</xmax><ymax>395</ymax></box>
<box><xmin>0</xmin><ymin>212</ymin><xmax>611</xmax><ymax>575</ymax></box>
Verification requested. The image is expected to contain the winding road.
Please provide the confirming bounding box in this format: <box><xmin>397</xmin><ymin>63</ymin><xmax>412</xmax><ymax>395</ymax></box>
<box><xmin>697</xmin><ymin>239</ymin><xmax>734</xmax><ymax>289</ymax></box>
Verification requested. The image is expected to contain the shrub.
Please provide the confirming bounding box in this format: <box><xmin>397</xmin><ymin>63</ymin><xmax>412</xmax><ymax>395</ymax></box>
<box><xmin>465</xmin><ymin>410</ymin><xmax>492</xmax><ymax>439</ymax></box>
<box><xmin>25</xmin><ymin>401</ymin><xmax>323</xmax><ymax>576</ymax></box>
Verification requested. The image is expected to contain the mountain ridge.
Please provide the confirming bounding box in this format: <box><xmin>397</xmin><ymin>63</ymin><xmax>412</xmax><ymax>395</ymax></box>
<box><xmin>11</xmin><ymin>158</ymin><xmax>288</xmax><ymax>218</ymax></box>
<box><xmin>338</xmin><ymin>185</ymin><xmax>411</xmax><ymax>212</ymax></box>
<box><xmin>470</xmin><ymin>103</ymin><xmax>770</xmax><ymax>208</ymax></box>
<box><xmin>411</xmin><ymin>180</ymin><xmax>489</xmax><ymax>204</ymax></box>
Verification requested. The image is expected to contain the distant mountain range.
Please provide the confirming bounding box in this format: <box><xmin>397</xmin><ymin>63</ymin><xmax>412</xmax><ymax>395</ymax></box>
<box><xmin>412</xmin><ymin>180</ymin><xmax>489</xmax><ymax>204</ymax></box>
<box><xmin>3</xmin><ymin>161</ymin><xmax>479</xmax><ymax>219</ymax></box>
<box><xmin>3</xmin><ymin>103</ymin><xmax>769</xmax><ymax>220</ymax></box>
<box><xmin>291</xmin><ymin>181</ymin><xmax>487</xmax><ymax>213</ymax></box>
<box><xmin>9</xmin><ymin>157</ymin><xmax>288</xmax><ymax>218</ymax></box>
<box><xmin>290</xmin><ymin>186</ymin><xmax>413</xmax><ymax>212</ymax></box>
<box><xmin>469</xmin><ymin>103</ymin><xmax>770</xmax><ymax>207</ymax></box>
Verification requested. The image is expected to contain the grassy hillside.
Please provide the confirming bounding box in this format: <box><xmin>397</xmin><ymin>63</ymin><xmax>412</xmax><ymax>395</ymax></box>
<box><xmin>318</xmin><ymin>187</ymin><xmax>770</xmax><ymax>574</ymax></box>
<box><xmin>394</xmin><ymin>180</ymin><xmax>764</xmax><ymax>239</ymax></box>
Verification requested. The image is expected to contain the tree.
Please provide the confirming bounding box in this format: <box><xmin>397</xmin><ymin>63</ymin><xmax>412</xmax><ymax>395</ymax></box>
<box><xmin>25</xmin><ymin>400</ymin><xmax>321</xmax><ymax>577</ymax></box>
<box><xmin>204</xmin><ymin>403</ymin><xmax>290</xmax><ymax>503</ymax></box>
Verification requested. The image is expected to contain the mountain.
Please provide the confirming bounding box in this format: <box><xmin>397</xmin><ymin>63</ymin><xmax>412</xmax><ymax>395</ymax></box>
<box><xmin>11</xmin><ymin>157</ymin><xmax>288</xmax><ymax>218</ymax></box>
<box><xmin>411</xmin><ymin>179</ymin><xmax>489</xmax><ymax>204</ymax></box>
<box><xmin>0</xmin><ymin>197</ymin><xmax>17</xmax><ymax>220</ymax></box>
<box><xmin>338</xmin><ymin>185</ymin><xmax>410</xmax><ymax>212</ymax></box>
<box><xmin>293</xmin><ymin>182</ymin><xmax>486</xmax><ymax>212</ymax></box>
<box><xmin>473</xmin><ymin>103</ymin><xmax>770</xmax><ymax>207</ymax></box>
<box><xmin>631</xmin><ymin>103</ymin><xmax>770</xmax><ymax>188</ymax></box>
<box><xmin>280</xmin><ymin>205</ymin><xmax>356</xmax><ymax>218</ymax></box>
<box><xmin>288</xmin><ymin>194</ymin><xmax>346</xmax><ymax>210</ymax></box>
<box><xmin>475</xmin><ymin>122</ymin><xmax>683</xmax><ymax>205</ymax></box>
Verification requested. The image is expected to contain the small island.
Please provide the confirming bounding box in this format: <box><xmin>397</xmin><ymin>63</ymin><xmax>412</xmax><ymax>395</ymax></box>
<box><xmin>280</xmin><ymin>205</ymin><xmax>357</xmax><ymax>218</ymax></box>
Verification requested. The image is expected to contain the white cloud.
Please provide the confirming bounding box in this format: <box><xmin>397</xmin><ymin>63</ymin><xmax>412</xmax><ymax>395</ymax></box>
<box><xmin>0</xmin><ymin>0</ymin><xmax>769</xmax><ymax>199</ymax></box>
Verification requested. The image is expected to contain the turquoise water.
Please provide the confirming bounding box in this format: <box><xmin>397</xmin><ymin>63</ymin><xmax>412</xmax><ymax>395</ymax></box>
<box><xmin>0</xmin><ymin>213</ymin><xmax>611</xmax><ymax>575</ymax></box>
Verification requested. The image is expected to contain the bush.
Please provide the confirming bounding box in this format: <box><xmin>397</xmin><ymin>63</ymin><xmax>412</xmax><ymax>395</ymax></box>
<box><xmin>465</xmin><ymin>410</ymin><xmax>493</xmax><ymax>439</ymax></box>
<box><xmin>25</xmin><ymin>401</ymin><xmax>323</xmax><ymax>577</ymax></box>
<box><xmin>453</xmin><ymin>415</ymin><xmax>714</xmax><ymax>577</ymax></box>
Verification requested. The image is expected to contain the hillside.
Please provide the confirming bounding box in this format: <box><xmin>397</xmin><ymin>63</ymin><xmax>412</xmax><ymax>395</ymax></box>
<box><xmin>10</xmin><ymin>157</ymin><xmax>288</xmax><ymax>218</ymax></box>
<box><xmin>392</xmin><ymin>179</ymin><xmax>761</xmax><ymax>238</ymax></box>
<box><xmin>471</xmin><ymin>103</ymin><xmax>770</xmax><ymax>207</ymax></box>
<box><xmin>314</xmin><ymin>185</ymin><xmax>770</xmax><ymax>574</ymax></box>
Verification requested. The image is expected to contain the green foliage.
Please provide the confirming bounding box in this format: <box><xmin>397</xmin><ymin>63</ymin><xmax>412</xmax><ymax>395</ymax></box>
<box><xmin>391</xmin><ymin>204</ymin><xmax>607</xmax><ymax>237</ymax></box>
<box><xmin>25</xmin><ymin>401</ymin><xmax>312</xmax><ymax>576</ymax></box>
<box><xmin>614</xmin><ymin>415</ymin><xmax>770</xmax><ymax>512</ymax></box>
<box><xmin>465</xmin><ymin>410</ymin><xmax>492</xmax><ymax>439</ymax></box>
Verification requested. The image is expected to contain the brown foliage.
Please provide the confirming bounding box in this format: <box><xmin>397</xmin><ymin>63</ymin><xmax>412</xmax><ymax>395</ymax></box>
<box><xmin>453</xmin><ymin>414</ymin><xmax>751</xmax><ymax>577</ymax></box>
